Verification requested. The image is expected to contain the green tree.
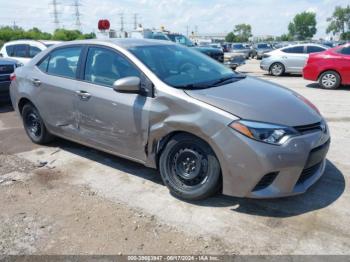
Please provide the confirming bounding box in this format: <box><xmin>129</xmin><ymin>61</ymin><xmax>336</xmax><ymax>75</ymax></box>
<box><xmin>288</xmin><ymin>12</ymin><xmax>317</xmax><ymax>40</ymax></box>
<box><xmin>225</xmin><ymin>32</ymin><xmax>237</xmax><ymax>42</ymax></box>
<box><xmin>233</xmin><ymin>24</ymin><xmax>252</xmax><ymax>42</ymax></box>
<box><xmin>326</xmin><ymin>5</ymin><xmax>350</xmax><ymax>40</ymax></box>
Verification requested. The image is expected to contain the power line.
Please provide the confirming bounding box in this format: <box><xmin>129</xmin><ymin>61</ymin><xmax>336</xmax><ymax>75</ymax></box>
<box><xmin>49</xmin><ymin>0</ymin><xmax>61</xmax><ymax>30</ymax></box>
<box><xmin>133</xmin><ymin>13</ymin><xmax>138</xmax><ymax>30</ymax></box>
<box><xmin>120</xmin><ymin>13</ymin><xmax>124</xmax><ymax>32</ymax></box>
<box><xmin>72</xmin><ymin>0</ymin><xmax>82</xmax><ymax>31</ymax></box>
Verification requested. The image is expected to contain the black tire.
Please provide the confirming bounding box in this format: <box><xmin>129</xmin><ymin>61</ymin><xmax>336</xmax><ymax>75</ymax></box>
<box><xmin>319</xmin><ymin>71</ymin><xmax>341</xmax><ymax>89</ymax></box>
<box><xmin>159</xmin><ymin>134</ymin><xmax>221</xmax><ymax>201</ymax></box>
<box><xmin>270</xmin><ymin>62</ymin><xmax>285</xmax><ymax>76</ymax></box>
<box><xmin>22</xmin><ymin>103</ymin><xmax>54</xmax><ymax>144</ymax></box>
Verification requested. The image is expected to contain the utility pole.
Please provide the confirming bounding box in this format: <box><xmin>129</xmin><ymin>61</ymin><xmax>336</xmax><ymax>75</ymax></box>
<box><xmin>72</xmin><ymin>0</ymin><xmax>82</xmax><ymax>31</ymax></box>
<box><xmin>50</xmin><ymin>0</ymin><xmax>60</xmax><ymax>30</ymax></box>
<box><xmin>133</xmin><ymin>13</ymin><xmax>138</xmax><ymax>30</ymax></box>
<box><xmin>12</xmin><ymin>20</ymin><xmax>17</xmax><ymax>29</ymax></box>
<box><xmin>186</xmin><ymin>25</ymin><xmax>189</xmax><ymax>36</ymax></box>
<box><xmin>119</xmin><ymin>13</ymin><xmax>124</xmax><ymax>32</ymax></box>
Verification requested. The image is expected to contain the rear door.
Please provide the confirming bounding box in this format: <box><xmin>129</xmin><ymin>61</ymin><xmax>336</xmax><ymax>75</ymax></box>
<box><xmin>281</xmin><ymin>45</ymin><xmax>307</xmax><ymax>73</ymax></box>
<box><xmin>32</xmin><ymin>46</ymin><xmax>83</xmax><ymax>139</ymax></box>
<box><xmin>75</xmin><ymin>46</ymin><xmax>152</xmax><ymax>162</ymax></box>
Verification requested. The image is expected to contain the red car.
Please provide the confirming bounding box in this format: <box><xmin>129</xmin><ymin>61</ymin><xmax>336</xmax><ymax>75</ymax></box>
<box><xmin>303</xmin><ymin>44</ymin><xmax>350</xmax><ymax>89</ymax></box>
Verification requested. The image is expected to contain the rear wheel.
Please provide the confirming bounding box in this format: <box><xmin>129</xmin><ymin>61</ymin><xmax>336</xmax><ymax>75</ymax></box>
<box><xmin>22</xmin><ymin>103</ymin><xmax>53</xmax><ymax>144</ymax></box>
<box><xmin>319</xmin><ymin>71</ymin><xmax>341</xmax><ymax>89</ymax></box>
<box><xmin>159</xmin><ymin>134</ymin><xmax>221</xmax><ymax>201</ymax></box>
<box><xmin>270</xmin><ymin>62</ymin><xmax>285</xmax><ymax>76</ymax></box>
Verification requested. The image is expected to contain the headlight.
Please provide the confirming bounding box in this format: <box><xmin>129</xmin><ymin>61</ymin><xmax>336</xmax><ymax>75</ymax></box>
<box><xmin>229</xmin><ymin>120</ymin><xmax>299</xmax><ymax>145</ymax></box>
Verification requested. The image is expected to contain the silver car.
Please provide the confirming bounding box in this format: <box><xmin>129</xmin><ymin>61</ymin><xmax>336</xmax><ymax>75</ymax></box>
<box><xmin>260</xmin><ymin>44</ymin><xmax>329</xmax><ymax>76</ymax></box>
<box><xmin>10</xmin><ymin>39</ymin><xmax>330</xmax><ymax>200</ymax></box>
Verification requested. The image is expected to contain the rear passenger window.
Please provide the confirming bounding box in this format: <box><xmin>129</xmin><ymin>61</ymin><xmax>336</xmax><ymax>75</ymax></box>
<box><xmin>14</xmin><ymin>45</ymin><xmax>28</xmax><ymax>57</ymax></box>
<box><xmin>339</xmin><ymin>47</ymin><xmax>350</xmax><ymax>55</ymax></box>
<box><xmin>282</xmin><ymin>46</ymin><xmax>304</xmax><ymax>54</ymax></box>
<box><xmin>306</xmin><ymin>46</ymin><xmax>326</xmax><ymax>54</ymax></box>
<box><xmin>47</xmin><ymin>47</ymin><xmax>82</xmax><ymax>78</ymax></box>
<box><xmin>29</xmin><ymin>46</ymin><xmax>42</xmax><ymax>58</ymax></box>
<box><xmin>84</xmin><ymin>47</ymin><xmax>140</xmax><ymax>87</ymax></box>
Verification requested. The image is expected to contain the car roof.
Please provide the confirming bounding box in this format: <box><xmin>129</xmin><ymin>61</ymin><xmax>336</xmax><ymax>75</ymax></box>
<box><xmin>3</xmin><ymin>39</ymin><xmax>46</xmax><ymax>45</ymax></box>
<box><xmin>281</xmin><ymin>43</ymin><xmax>329</xmax><ymax>49</ymax></box>
<box><xmin>52</xmin><ymin>38</ymin><xmax>175</xmax><ymax>49</ymax></box>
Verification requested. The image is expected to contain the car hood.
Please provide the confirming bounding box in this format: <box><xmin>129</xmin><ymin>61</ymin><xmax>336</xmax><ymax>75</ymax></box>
<box><xmin>257</xmin><ymin>48</ymin><xmax>273</xmax><ymax>53</ymax></box>
<box><xmin>194</xmin><ymin>47</ymin><xmax>223</xmax><ymax>54</ymax></box>
<box><xmin>184</xmin><ymin>76</ymin><xmax>322</xmax><ymax>126</ymax></box>
<box><xmin>231</xmin><ymin>49</ymin><xmax>250</xmax><ymax>53</ymax></box>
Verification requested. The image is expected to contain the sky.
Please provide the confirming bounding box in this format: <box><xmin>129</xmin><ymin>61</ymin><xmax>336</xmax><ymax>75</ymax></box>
<box><xmin>0</xmin><ymin>0</ymin><xmax>348</xmax><ymax>38</ymax></box>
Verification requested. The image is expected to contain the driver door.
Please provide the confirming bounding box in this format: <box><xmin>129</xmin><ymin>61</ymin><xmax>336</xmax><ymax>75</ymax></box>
<box><xmin>76</xmin><ymin>46</ymin><xmax>152</xmax><ymax>162</ymax></box>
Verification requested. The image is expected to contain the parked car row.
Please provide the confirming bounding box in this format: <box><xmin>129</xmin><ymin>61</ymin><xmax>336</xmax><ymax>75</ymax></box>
<box><xmin>260</xmin><ymin>43</ymin><xmax>329</xmax><ymax>76</ymax></box>
<box><xmin>259</xmin><ymin>42</ymin><xmax>350</xmax><ymax>89</ymax></box>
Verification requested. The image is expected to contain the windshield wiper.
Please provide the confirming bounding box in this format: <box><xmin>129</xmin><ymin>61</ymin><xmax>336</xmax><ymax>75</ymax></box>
<box><xmin>211</xmin><ymin>74</ymin><xmax>246</xmax><ymax>87</ymax></box>
<box><xmin>174</xmin><ymin>74</ymin><xmax>246</xmax><ymax>90</ymax></box>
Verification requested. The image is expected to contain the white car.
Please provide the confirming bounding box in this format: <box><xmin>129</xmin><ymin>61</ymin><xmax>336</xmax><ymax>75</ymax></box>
<box><xmin>260</xmin><ymin>44</ymin><xmax>329</xmax><ymax>76</ymax></box>
<box><xmin>0</xmin><ymin>40</ymin><xmax>61</xmax><ymax>65</ymax></box>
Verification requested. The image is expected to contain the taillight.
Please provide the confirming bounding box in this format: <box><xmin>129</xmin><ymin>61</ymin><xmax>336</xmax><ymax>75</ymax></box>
<box><xmin>10</xmin><ymin>73</ymin><xmax>16</xmax><ymax>81</ymax></box>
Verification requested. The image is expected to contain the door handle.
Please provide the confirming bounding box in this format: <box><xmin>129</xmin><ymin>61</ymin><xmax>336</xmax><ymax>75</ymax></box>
<box><xmin>76</xmin><ymin>90</ymin><xmax>91</xmax><ymax>101</ymax></box>
<box><xmin>32</xmin><ymin>78</ymin><xmax>41</xmax><ymax>87</ymax></box>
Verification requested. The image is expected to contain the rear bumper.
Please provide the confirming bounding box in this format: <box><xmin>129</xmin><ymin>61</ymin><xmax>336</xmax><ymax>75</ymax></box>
<box><xmin>0</xmin><ymin>81</ymin><xmax>11</xmax><ymax>101</ymax></box>
<box><xmin>302</xmin><ymin>65</ymin><xmax>319</xmax><ymax>81</ymax></box>
<box><xmin>211</xmin><ymin>124</ymin><xmax>330</xmax><ymax>198</ymax></box>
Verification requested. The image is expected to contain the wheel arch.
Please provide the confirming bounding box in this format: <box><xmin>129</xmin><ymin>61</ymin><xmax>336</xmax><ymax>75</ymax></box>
<box><xmin>318</xmin><ymin>69</ymin><xmax>342</xmax><ymax>83</ymax></box>
<box><xmin>18</xmin><ymin>97</ymin><xmax>35</xmax><ymax>115</ymax></box>
<box><xmin>154</xmin><ymin>130</ymin><xmax>223</xmax><ymax>192</ymax></box>
<box><xmin>269</xmin><ymin>61</ymin><xmax>286</xmax><ymax>73</ymax></box>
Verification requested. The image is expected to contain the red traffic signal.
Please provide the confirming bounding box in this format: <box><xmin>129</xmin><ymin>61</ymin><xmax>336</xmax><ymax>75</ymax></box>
<box><xmin>98</xmin><ymin>19</ymin><xmax>110</xmax><ymax>30</ymax></box>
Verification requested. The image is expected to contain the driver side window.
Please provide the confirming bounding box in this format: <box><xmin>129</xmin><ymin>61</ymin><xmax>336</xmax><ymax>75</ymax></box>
<box><xmin>84</xmin><ymin>47</ymin><xmax>140</xmax><ymax>87</ymax></box>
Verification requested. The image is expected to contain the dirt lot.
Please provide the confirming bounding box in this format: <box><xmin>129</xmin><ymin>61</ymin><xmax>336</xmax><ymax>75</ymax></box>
<box><xmin>0</xmin><ymin>59</ymin><xmax>349</xmax><ymax>255</ymax></box>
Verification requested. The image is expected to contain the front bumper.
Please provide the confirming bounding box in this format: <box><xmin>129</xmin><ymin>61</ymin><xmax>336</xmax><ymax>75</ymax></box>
<box><xmin>224</xmin><ymin>54</ymin><xmax>246</xmax><ymax>69</ymax></box>
<box><xmin>260</xmin><ymin>59</ymin><xmax>271</xmax><ymax>71</ymax></box>
<box><xmin>211</xmin><ymin>125</ymin><xmax>330</xmax><ymax>198</ymax></box>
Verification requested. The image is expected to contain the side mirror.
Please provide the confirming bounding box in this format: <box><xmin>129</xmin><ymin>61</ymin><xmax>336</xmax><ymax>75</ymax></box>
<box><xmin>113</xmin><ymin>76</ymin><xmax>141</xmax><ymax>94</ymax></box>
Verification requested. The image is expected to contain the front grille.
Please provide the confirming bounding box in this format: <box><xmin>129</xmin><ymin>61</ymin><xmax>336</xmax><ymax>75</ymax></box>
<box><xmin>0</xmin><ymin>64</ymin><xmax>15</xmax><ymax>75</ymax></box>
<box><xmin>210</xmin><ymin>53</ymin><xmax>224</xmax><ymax>62</ymax></box>
<box><xmin>297</xmin><ymin>162</ymin><xmax>322</xmax><ymax>184</ymax></box>
<box><xmin>294</xmin><ymin>122</ymin><xmax>323</xmax><ymax>134</ymax></box>
<box><xmin>252</xmin><ymin>172</ymin><xmax>279</xmax><ymax>191</ymax></box>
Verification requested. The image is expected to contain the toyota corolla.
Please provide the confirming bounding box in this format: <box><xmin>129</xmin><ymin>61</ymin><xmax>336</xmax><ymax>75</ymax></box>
<box><xmin>10</xmin><ymin>39</ymin><xmax>330</xmax><ymax>200</ymax></box>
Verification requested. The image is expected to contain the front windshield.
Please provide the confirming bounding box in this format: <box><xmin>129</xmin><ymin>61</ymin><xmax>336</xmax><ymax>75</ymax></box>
<box><xmin>167</xmin><ymin>34</ymin><xmax>194</xmax><ymax>47</ymax></box>
<box><xmin>232</xmin><ymin>44</ymin><xmax>244</xmax><ymax>49</ymax></box>
<box><xmin>257</xmin><ymin>44</ymin><xmax>269</xmax><ymax>48</ymax></box>
<box><xmin>128</xmin><ymin>44</ymin><xmax>242</xmax><ymax>89</ymax></box>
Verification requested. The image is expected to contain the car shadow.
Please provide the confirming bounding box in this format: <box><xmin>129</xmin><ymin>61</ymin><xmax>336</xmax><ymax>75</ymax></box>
<box><xmin>187</xmin><ymin>160</ymin><xmax>345</xmax><ymax>218</ymax></box>
<box><xmin>0</xmin><ymin>102</ymin><xmax>14</xmax><ymax>113</ymax></box>
<box><xmin>307</xmin><ymin>83</ymin><xmax>350</xmax><ymax>90</ymax></box>
<box><xmin>47</xmin><ymin>139</ymin><xmax>345</xmax><ymax>218</ymax></box>
<box><xmin>49</xmin><ymin>138</ymin><xmax>163</xmax><ymax>186</ymax></box>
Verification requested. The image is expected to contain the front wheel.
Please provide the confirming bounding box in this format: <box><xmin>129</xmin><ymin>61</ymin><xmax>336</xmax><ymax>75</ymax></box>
<box><xmin>270</xmin><ymin>62</ymin><xmax>285</xmax><ymax>76</ymax></box>
<box><xmin>319</xmin><ymin>71</ymin><xmax>341</xmax><ymax>89</ymax></box>
<box><xmin>159</xmin><ymin>134</ymin><xmax>221</xmax><ymax>201</ymax></box>
<box><xmin>22</xmin><ymin>103</ymin><xmax>54</xmax><ymax>144</ymax></box>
